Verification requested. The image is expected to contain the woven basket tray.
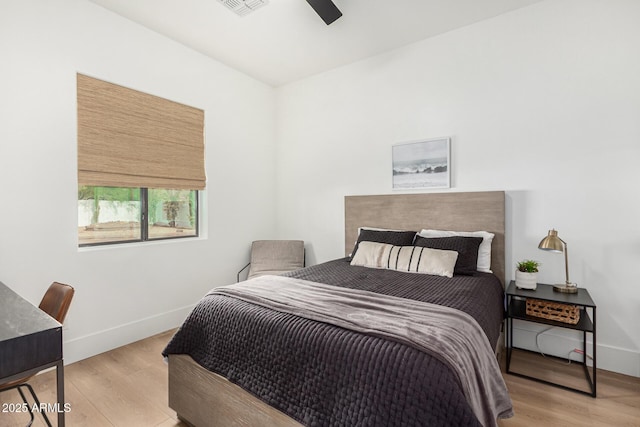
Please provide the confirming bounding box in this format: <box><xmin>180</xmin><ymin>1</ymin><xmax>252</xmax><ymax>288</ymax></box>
<box><xmin>525</xmin><ymin>298</ymin><xmax>580</xmax><ymax>324</ymax></box>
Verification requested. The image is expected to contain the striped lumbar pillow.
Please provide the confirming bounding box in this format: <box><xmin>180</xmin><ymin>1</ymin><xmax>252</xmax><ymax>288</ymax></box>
<box><xmin>350</xmin><ymin>241</ymin><xmax>458</xmax><ymax>278</ymax></box>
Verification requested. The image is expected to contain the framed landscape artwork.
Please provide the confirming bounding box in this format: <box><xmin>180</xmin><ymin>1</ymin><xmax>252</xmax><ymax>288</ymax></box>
<box><xmin>392</xmin><ymin>137</ymin><xmax>451</xmax><ymax>190</ymax></box>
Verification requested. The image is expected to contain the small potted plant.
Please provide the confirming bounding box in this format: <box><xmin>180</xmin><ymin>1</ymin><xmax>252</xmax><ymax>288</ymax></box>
<box><xmin>515</xmin><ymin>259</ymin><xmax>540</xmax><ymax>290</ymax></box>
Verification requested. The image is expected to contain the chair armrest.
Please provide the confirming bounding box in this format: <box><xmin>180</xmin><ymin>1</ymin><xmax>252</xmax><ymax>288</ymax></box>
<box><xmin>237</xmin><ymin>262</ymin><xmax>251</xmax><ymax>282</ymax></box>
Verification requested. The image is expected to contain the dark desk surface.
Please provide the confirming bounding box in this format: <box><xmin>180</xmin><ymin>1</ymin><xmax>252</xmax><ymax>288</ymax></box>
<box><xmin>1</xmin><ymin>281</ymin><xmax>67</xmax><ymax>426</ymax></box>
<box><xmin>0</xmin><ymin>281</ymin><xmax>62</xmax><ymax>381</ymax></box>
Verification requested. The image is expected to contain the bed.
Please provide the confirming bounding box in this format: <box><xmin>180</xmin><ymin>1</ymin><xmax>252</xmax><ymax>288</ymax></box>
<box><xmin>163</xmin><ymin>191</ymin><xmax>510</xmax><ymax>427</ymax></box>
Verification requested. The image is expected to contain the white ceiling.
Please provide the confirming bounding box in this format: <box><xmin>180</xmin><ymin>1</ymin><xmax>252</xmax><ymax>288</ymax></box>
<box><xmin>88</xmin><ymin>0</ymin><xmax>543</xmax><ymax>87</ymax></box>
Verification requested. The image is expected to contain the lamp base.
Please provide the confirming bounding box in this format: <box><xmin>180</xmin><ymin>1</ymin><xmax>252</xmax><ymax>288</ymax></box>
<box><xmin>553</xmin><ymin>283</ymin><xmax>578</xmax><ymax>294</ymax></box>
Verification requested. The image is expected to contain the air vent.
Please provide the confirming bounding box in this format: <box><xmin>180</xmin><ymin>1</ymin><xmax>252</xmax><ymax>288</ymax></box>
<box><xmin>217</xmin><ymin>0</ymin><xmax>268</xmax><ymax>16</ymax></box>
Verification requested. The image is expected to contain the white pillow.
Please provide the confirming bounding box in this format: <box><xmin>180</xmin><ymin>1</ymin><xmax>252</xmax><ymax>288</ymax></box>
<box><xmin>418</xmin><ymin>229</ymin><xmax>494</xmax><ymax>273</ymax></box>
<box><xmin>350</xmin><ymin>241</ymin><xmax>458</xmax><ymax>278</ymax></box>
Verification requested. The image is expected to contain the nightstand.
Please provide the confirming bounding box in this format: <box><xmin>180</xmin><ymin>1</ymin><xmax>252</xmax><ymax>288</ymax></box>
<box><xmin>505</xmin><ymin>281</ymin><xmax>596</xmax><ymax>397</ymax></box>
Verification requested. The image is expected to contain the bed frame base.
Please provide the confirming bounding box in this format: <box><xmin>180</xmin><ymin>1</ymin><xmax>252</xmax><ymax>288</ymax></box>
<box><xmin>168</xmin><ymin>354</ymin><xmax>303</xmax><ymax>427</ymax></box>
<box><xmin>169</xmin><ymin>343</ymin><xmax>505</xmax><ymax>427</ymax></box>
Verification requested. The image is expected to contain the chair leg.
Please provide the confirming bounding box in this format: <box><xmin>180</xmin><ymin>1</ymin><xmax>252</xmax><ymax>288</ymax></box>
<box><xmin>15</xmin><ymin>386</ymin><xmax>35</xmax><ymax>427</ymax></box>
<box><xmin>21</xmin><ymin>383</ymin><xmax>53</xmax><ymax>427</ymax></box>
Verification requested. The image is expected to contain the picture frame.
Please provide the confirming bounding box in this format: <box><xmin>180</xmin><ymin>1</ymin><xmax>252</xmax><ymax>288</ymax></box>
<box><xmin>392</xmin><ymin>137</ymin><xmax>451</xmax><ymax>190</ymax></box>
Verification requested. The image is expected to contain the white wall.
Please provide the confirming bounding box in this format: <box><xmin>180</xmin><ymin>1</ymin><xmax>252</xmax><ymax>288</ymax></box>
<box><xmin>276</xmin><ymin>0</ymin><xmax>640</xmax><ymax>377</ymax></box>
<box><xmin>0</xmin><ymin>0</ymin><xmax>277</xmax><ymax>363</ymax></box>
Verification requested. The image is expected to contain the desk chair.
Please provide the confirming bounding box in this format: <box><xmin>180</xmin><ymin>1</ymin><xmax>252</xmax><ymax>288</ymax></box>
<box><xmin>0</xmin><ymin>282</ymin><xmax>74</xmax><ymax>427</ymax></box>
<box><xmin>237</xmin><ymin>240</ymin><xmax>305</xmax><ymax>282</ymax></box>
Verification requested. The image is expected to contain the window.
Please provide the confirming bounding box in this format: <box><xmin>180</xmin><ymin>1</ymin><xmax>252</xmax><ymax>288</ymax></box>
<box><xmin>76</xmin><ymin>74</ymin><xmax>205</xmax><ymax>247</ymax></box>
<box><xmin>78</xmin><ymin>186</ymin><xmax>198</xmax><ymax>246</ymax></box>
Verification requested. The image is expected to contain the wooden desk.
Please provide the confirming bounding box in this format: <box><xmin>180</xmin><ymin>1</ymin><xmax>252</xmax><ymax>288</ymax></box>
<box><xmin>0</xmin><ymin>281</ymin><xmax>66</xmax><ymax>426</ymax></box>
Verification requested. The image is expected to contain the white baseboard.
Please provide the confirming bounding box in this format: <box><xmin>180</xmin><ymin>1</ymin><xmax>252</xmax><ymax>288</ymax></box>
<box><xmin>510</xmin><ymin>321</ymin><xmax>640</xmax><ymax>378</ymax></box>
<box><xmin>63</xmin><ymin>304</ymin><xmax>196</xmax><ymax>365</ymax></box>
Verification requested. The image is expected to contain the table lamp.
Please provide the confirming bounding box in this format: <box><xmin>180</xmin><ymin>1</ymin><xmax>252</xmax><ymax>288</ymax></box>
<box><xmin>538</xmin><ymin>229</ymin><xmax>578</xmax><ymax>293</ymax></box>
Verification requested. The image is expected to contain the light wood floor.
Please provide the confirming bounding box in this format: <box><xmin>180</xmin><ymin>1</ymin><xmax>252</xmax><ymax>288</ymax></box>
<box><xmin>499</xmin><ymin>349</ymin><xmax>640</xmax><ymax>426</ymax></box>
<box><xmin>1</xmin><ymin>330</ymin><xmax>638</xmax><ymax>426</ymax></box>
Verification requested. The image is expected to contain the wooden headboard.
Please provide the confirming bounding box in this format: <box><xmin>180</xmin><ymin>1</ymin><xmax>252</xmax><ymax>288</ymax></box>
<box><xmin>345</xmin><ymin>191</ymin><xmax>506</xmax><ymax>286</ymax></box>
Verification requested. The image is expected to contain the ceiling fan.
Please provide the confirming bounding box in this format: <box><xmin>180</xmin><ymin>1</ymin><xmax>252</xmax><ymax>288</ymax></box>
<box><xmin>305</xmin><ymin>0</ymin><xmax>342</xmax><ymax>25</ymax></box>
<box><xmin>218</xmin><ymin>0</ymin><xmax>342</xmax><ymax>25</ymax></box>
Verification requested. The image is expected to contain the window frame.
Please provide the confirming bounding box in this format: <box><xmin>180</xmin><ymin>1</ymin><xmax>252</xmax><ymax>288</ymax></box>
<box><xmin>78</xmin><ymin>187</ymin><xmax>199</xmax><ymax>247</ymax></box>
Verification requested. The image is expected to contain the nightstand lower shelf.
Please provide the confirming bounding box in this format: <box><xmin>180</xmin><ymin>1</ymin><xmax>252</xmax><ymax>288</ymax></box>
<box><xmin>506</xmin><ymin>348</ymin><xmax>596</xmax><ymax>396</ymax></box>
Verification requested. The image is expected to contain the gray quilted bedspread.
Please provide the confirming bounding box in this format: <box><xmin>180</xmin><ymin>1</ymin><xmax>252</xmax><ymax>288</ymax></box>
<box><xmin>162</xmin><ymin>258</ymin><xmax>505</xmax><ymax>427</ymax></box>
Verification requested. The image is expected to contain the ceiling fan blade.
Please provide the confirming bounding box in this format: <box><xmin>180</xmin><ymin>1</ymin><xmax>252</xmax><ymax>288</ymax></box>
<box><xmin>305</xmin><ymin>0</ymin><xmax>342</xmax><ymax>25</ymax></box>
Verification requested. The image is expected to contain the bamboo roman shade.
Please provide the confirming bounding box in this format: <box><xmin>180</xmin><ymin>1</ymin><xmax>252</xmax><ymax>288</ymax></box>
<box><xmin>77</xmin><ymin>74</ymin><xmax>205</xmax><ymax>190</ymax></box>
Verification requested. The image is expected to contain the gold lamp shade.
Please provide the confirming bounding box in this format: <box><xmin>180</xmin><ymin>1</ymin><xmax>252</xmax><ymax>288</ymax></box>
<box><xmin>538</xmin><ymin>229</ymin><xmax>578</xmax><ymax>293</ymax></box>
<box><xmin>538</xmin><ymin>229</ymin><xmax>564</xmax><ymax>252</ymax></box>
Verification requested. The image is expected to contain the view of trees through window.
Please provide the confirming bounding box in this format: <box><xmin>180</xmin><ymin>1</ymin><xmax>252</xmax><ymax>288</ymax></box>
<box><xmin>78</xmin><ymin>186</ymin><xmax>198</xmax><ymax>246</ymax></box>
